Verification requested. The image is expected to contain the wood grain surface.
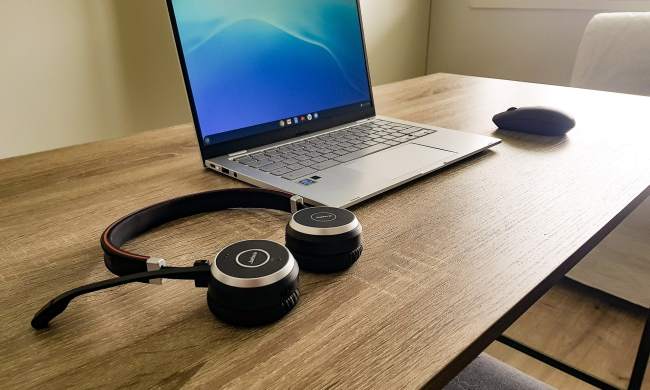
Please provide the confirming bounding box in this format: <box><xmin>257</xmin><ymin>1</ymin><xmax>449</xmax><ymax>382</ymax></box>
<box><xmin>1</xmin><ymin>74</ymin><xmax>648</xmax><ymax>389</ymax></box>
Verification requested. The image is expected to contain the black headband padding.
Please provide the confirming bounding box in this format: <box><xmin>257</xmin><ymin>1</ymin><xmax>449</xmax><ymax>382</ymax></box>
<box><xmin>102</xmin><ymin>188</ymin><xmax>300</xmax><ymax>275</ymax></box>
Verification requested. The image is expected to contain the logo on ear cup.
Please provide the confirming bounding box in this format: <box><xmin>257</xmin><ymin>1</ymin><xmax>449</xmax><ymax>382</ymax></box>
<box><xmin>235</xmin><ymin>249</ymin><xmax>271</xmax><ymax>268</ymax></box>
<box><xmin>310</xmin><ymin>211</ymin><xmax>337</xmax><ymax>222</ymax></box>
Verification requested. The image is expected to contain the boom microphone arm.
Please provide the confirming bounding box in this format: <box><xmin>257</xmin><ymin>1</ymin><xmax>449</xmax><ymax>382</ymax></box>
<box><xmin>31</xmin><ymin>264</ymin><xmax>210</xmax><ymax>330</ymax></box>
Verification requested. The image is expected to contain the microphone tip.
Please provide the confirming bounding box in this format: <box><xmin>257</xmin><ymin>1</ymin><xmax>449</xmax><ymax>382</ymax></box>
<box><xmin>31</xmin><ymin>299</ymin><xmax>69</xmax><ymax>330</ymax></box>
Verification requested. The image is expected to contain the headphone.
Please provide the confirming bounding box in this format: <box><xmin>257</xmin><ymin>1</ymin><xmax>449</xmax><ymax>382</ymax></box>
<box><xmin>31</xmin><ymin>188</ymin><xmax>363</xmax><ymax>329</ymax></box>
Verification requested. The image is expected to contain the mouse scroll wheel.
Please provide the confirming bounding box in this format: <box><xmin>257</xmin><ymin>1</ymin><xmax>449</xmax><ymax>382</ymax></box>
<box><xmin>507</xmin><ymin>107</ymin><xmax>518</xmax><ymax>112</ymax></box>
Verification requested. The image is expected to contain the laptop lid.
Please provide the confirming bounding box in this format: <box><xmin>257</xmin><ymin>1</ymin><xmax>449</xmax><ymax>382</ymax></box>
<box><xmin>167</xmin><ymin>0</ymin><xmax>375</xmax><ymax>162</ymax></box>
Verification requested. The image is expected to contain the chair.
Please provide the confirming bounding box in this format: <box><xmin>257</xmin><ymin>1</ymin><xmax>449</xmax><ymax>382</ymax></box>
<box><xmin>445</xmin><ymin>354</ymin><xmax>554</xmax><ymax>390</ymax></box>
<box><xmin>571</xmin><ymin>12</ymin><xmax>650</xmax><ymax>96</ymax></box>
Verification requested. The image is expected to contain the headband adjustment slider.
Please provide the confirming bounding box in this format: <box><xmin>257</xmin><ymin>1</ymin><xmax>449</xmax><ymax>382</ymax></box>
<box><xmin>290</xmin><ymin>195</ymin><xmax>305</xmax><ymax>213</ymax></box>
<box><xmin>146</xmin><ymin>257</ymin><xmax>167</xmax><ymax>285</ymax></box>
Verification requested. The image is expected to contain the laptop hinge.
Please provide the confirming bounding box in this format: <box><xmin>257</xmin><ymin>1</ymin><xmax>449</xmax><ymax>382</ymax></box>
<box><xmin>228</xmin><ymin>150</ymin><xmax>248</xmax><ymax>158</ymax></box>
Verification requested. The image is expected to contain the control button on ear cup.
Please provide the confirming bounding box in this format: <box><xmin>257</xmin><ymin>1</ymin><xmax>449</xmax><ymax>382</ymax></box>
<box><xmin>285</xmin><ymin>207</ymin><xmax>363</xmax><ymax>273</ymax></box>
<box><xmin>347</xmin><ymin>245</ymin><xmax>363</xmax><ymax>266</ymax></box>
<box><xmin>207</xmin><ymin>240</ymin><xmax>300</xmax><ymax>326</ymax></box>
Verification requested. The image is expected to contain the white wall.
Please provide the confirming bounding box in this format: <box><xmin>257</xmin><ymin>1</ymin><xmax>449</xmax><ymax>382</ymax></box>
<box><xmin>0</xmin><ymin>0</ymin><xmax>191</xmax><ymax>159</ymax></box>
<box><xmin>360</xmin><ymin>0</ymin><xmax>431</xmax><ymax>85</ymax></box>
<box><xmin>0</xmin><ymin>0</ymin><xmax>431</xmax><ymax>159</ymax></box>
<box><xmin>427</xmin><ymin>1</ymin><xmax>600</xmax><ymax>86</ymax></box>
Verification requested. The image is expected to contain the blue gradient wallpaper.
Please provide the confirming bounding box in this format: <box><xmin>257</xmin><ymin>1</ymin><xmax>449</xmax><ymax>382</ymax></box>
<box><xmin>171</xmin><ymin>0</ymin><xmax>372</xmax><ymax>141</ymax></box>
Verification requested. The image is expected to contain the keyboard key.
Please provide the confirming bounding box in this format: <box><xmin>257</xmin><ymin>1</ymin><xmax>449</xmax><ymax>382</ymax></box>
<box><xmin>270</xmin><ymin>167</ymin><xmax>292</xmax><ymax>176</ymax></box>
<box><xmin>236</xmin><ymin>156</ymin><xmax>254</xmax><ymax>164</ymax></box>
<box><xmin>323</xmin><ymin>153</ymin><xmax>338</xmax><ymax>159</ymax></box>
<box><xmin>311</xmin><ymin>160</ymin><xmax>340</xmax><ymax>171</ymax></box>
<box><xmin>287</xmin><ymin>163</ymin><xmax>304</xmax><ymax>170</ymax></box>
<box><xmin>394</xmin><ymin>135</ymin><xmax>414</xmax><ymax>143</ymax></box>
<box><xmin>261</xmin><ymin>162</ymin><xmax>287</xmax><ymax>172</ymax></box>
<box><xmin>312</xmin><ymin>156</ymin><xmax>327</xmax><ymax>163</ymax></box>
<box><xmin>247</xmin><ymin>159</ymin><xmax>274</xmax><ymax>168</ymax></box>
<box><xmin>283</xmin><ymin>167</ymin><xmax>317</xmax><ymax>180</ymax></box>
<box><xmin>300</xmin><ymin>160</ymin><xmax>316</xmax><ymax>167</ymax></box>
<box><xmin>412</xmin><ymin>129</ymin><xmax>434</xmax><ymax>138</ymax></box>
<box><xmin>334</xmin><ymin>144</ymin><xmax>391</xmax><ymax>163</ymax></box>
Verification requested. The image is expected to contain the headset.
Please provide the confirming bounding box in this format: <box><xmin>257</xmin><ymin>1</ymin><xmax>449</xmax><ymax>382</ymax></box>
<box><xmin>31</xmin><ymin>188</ymin><xmax>363</xmax><ymax>329</ymax></box>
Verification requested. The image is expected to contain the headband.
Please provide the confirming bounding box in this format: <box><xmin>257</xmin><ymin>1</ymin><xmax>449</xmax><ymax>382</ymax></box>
<box><xmin>100</xmin><ymin>188</ymin><xmax>306</xmax><ymax>276</ymax></box>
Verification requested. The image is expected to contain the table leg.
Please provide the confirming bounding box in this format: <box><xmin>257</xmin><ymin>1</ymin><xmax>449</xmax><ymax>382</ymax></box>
<box><xmin>628</xmin><ymin>309</ymin><xmax>649</xmax><ymax>390</ymax></box>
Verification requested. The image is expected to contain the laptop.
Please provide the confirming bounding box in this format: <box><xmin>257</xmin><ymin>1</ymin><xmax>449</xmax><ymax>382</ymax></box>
<box><xmin>167</xmin><ymin>0</ymin><xmax>500</xmax><ymax>208</ymax></box>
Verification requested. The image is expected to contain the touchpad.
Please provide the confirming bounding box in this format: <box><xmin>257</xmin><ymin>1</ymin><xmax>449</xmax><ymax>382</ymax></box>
<box><xmin>344</xmin><ymin>144</ymin><xmax>455</xmax><ymax>181</ymax></box>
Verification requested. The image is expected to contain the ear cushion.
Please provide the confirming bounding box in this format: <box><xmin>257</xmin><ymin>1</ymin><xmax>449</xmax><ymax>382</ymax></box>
<box><xmin>291</xmin><ymin>245</ymin><xmax>363</xmax><ymax>274</ymax></box>
<box><xmin>207</xmin><ymin>289</ymin><xmax>300</xmax><ymax>327</ymax></box>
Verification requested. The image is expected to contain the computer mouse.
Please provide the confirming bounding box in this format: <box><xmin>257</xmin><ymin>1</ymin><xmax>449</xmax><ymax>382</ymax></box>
<box><xmin>493</xmin><ymin>107</ymin><xmax>576</xmax><ymax>136</ymax></box>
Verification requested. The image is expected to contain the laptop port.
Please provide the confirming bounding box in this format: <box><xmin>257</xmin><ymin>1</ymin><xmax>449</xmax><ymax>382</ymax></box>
<box><xmin>221</xmin><ymin>167</ymin><xmax>230</xmax><ymax>175</ymax></box>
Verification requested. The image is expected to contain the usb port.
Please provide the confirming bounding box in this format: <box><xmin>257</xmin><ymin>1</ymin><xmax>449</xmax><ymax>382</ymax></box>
<box><xmin>221</xmin><ymin>168</ymin><xmax>230</xmax><ymax>175</ymax></box>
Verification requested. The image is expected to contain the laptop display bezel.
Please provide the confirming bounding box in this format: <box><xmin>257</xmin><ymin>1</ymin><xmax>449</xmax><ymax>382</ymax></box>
<box><xmin>166</xmin><ymin>0</ymin><xmax>376</xmax><ymax>163</ymax></box>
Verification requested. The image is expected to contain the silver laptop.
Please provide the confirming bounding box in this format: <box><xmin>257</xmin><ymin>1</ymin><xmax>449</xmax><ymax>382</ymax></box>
<box><xmin>167</xmin><ymin>0</ymin><xmax>500</xmax><ymax>208</ymax></box>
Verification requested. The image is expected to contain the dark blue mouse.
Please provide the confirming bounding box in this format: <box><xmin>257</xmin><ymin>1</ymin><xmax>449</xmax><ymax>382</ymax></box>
<box><xmin>493</xmin><ymin>107</ymin><xmax>575</xmax><ymax>136</ymax></box>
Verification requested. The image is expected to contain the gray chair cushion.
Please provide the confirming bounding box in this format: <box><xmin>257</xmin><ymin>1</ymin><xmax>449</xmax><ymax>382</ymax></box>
<box><xmin>444</xmin><ymin>354</ymin><xmax>554</xmax><ymax>390</ymax></box>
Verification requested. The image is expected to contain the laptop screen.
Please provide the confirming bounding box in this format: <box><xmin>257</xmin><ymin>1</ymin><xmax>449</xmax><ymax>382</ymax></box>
<box><xmin>169</xmin><ymin>0</ymin><xmax>373</xmax><ymax>148</ymax></box>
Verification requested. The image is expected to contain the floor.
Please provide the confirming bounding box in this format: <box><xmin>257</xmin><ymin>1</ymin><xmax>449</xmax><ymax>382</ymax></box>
<box><xmin>486</xmin><ymin>279</ymin><xmax>649</xmax><ymax>389</ymax></box>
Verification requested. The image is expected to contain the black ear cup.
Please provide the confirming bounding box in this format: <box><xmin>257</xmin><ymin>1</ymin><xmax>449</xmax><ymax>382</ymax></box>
<box><xmin>207</xmin><ymin>289</ymin><xmax>299</xmax><ymax>327</ymax></box>
<box><xmin>287</xmin><ymin>245</ymin><xmax>364</xmax><ymax>274</ymax></box>
<box><xmin>206</xmin><ymin>240</ymin><xmax>299</xmax><ymax>326</ymax></box>
<box><xmin>285</xmin><ymin>207</ymin><xmax>362</xmax><ymax>273</ymax></box>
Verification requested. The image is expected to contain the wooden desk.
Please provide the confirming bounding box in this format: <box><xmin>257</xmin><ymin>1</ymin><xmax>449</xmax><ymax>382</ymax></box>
<box><xmin>1</xmin><ymin>74</ymin><xmax>648</xmax><ymax>389</ymax></box>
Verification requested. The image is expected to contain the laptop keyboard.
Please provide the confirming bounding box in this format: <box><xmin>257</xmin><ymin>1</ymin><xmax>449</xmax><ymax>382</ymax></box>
<box><xmin>234</xmin><ymin>119</ymin><xmax>437</xmax><ymax>180</ymax></box>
